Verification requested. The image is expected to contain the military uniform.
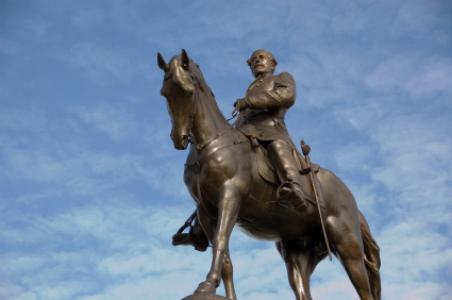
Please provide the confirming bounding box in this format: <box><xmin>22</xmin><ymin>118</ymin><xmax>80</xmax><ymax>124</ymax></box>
<box><xmin>235</xmin><ymin>72</ymin><xmax>295</xmax><ymax>142</ymax></box>
<box><xmin>235</xmin><ymin>72</ymin><xmax>307</xmax><ymax>208</ymax></box>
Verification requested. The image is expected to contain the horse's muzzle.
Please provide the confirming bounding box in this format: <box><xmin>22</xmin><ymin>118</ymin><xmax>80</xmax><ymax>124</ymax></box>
<box><xmin>172</xmin><ymin>134</ymin><xmax>189</xmax><ymax>150</ymax></box>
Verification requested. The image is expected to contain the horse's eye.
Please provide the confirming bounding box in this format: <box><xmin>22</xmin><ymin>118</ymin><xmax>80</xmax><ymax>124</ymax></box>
<box><xmin>182</xmin><ymin>63</ymin><xmax>189</xmax><ymax>70</ymax></box>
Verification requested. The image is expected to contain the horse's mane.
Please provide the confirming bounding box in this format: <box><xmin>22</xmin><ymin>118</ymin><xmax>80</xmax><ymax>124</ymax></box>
<box><xmin>188</xmin><ymin>58</ymin><xmax>216</xmax><ymax>100</ymax></box>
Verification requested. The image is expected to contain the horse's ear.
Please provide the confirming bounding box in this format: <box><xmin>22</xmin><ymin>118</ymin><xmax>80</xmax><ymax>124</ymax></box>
<box><xmin>181</xmin><ymin>49</ymin><xmax>189</xmax><ymax>70</ymax></box>
<box><xmin>157</xmin><ymin>52</ymin><xmax>168</xmax><ymax>71</ymax></box>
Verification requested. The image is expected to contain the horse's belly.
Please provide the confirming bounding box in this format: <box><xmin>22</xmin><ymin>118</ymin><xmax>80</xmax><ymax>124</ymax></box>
<box><xmin>237</xmin><ymin>222</ymin><xmax>281</xmax><ymax>240</ymax></box>
<box><xmin>237</xmin><ymin>208</ymin><xmax>320</xmax><ymax>241</ymax></box>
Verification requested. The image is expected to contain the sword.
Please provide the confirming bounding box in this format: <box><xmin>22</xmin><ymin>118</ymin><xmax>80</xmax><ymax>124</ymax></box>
<box><xmin>301</xmin><ymin>140</ymin><xmax>333</xmax><ymax>260</ymax></box>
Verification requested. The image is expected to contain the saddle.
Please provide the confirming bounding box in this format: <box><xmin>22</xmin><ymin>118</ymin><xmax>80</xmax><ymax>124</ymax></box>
<box><xmin>252</xmin><ymin>139</ymin><xmax>322</xmax><ymax>207</ymax></box>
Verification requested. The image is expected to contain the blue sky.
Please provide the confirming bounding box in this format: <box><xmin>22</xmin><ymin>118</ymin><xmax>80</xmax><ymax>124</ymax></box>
<box><xmin>1</xmin><ymin>0</ymin><xmax>451</xmax><ymax>299</ymax></box>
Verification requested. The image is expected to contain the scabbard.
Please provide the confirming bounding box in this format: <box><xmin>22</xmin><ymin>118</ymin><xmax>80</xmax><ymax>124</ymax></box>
<box><xmin>307</xmin><ymin>159</ymin><xmax>333</xmax><ymax>260</ymax></box>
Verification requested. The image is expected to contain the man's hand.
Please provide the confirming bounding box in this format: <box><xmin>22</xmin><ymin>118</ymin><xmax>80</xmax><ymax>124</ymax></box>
<box><xmin>234</xmin><ymin>98</ymin><xmax>249</xmax><ymax>111</ymax></box>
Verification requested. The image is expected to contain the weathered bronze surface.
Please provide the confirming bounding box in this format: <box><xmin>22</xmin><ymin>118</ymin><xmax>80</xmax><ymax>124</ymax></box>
<box><xmin>157</xmin><ymin>49</ymin><xmax>381</xmax><ymax>300</ymax></box>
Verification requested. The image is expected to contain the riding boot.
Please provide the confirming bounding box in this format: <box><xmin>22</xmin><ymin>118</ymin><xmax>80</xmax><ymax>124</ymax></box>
<box><xmin>268</xmin><ymin>140</ymin><xmax>308</xmax><ymax>210</ymax></box>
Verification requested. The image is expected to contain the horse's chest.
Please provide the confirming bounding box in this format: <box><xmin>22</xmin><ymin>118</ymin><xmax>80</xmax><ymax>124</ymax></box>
<box><xmin>184</xmin><ymin>157</ymin><xmax>231</xmax><ymax>204</ymax></box>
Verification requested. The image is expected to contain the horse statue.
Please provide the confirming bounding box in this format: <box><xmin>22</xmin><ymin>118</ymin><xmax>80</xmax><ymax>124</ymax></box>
<box><xmin>157</xmin><ymin>49</ymin><xmax>381</xmax><ymax>300</ymax></box>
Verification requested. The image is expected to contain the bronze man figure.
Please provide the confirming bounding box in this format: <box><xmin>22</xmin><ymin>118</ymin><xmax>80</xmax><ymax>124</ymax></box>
<box><xmin>234</xmin><ymin>49</ymin><xmax>308</xmax><ymax>209</ymax></box>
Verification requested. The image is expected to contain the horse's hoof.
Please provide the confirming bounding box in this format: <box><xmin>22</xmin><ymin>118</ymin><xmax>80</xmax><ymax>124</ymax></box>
<box><xmin>195</xmin><ymin>280</ymin><xmax>216</xmax><ymax>294</ymax></box>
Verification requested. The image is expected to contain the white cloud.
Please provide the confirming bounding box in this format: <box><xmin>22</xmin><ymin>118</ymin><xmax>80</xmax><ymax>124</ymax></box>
<box><xmin>0</xmin><ymin>283</ymin><xmax>37</xmax><ymax>300</ymax></box>
<box><xmin>406</xmin><ymin>58</ymin><xmax>452</xmax><ymax>98</ymax></box>
<box><xmin>394</xmin><ymin>0</ymin><xmax>449</xmax><ymax>37</ymax></box>
<box><xmin>365</xmin><ymin>55</ymin><xmax>452</xmax><ymax>99</ymax></box>
<box><xmin>67</xmin><ymin>43</ymin><xmax>142</xmax><ymax>83</ymax></box>
<box><xmin>77</xmin><ymin>271</ymin><xmax>203</xmax><ymax>300</ymax></box>
<box><xmin>334</xmin><ymin>142</ymin><xmax>374</xmax><ymax>172</ymax></box>
<box><xmin>384</xmin><ymin>281</ymin><xmax>451</xmax><ymax>300</ymax></box>
<box><xmin>71</xmin><ymin>103</ymin><xmax>139</xmax><ymax>142</ymax></box>
<box><xmin>1</xmin><ymin>254</ymin><xmax>46</xmax><ymax>276</ymax></box>
<box><xmin>371</xmin><ymin>114</ymin><xmax>452</xmax><ymax>201</ymax></box>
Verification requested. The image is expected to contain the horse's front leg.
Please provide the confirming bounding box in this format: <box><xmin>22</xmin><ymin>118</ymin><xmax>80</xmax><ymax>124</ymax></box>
<box><xmin>195</xmin><ymin>182</ymin><xmax>241</xmax><ymax>295</ymax></box>
<box><xmin>197</xmin><ymin>205</ymin><xmax>237</xmax><ymax>299</ymax></box>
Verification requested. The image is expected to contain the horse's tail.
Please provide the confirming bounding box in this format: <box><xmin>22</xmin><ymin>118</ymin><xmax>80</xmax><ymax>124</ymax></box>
<box><xmin>359</xmin><ymin>211</ymin><xmax>381</xmax><ymax>300</ymax></box>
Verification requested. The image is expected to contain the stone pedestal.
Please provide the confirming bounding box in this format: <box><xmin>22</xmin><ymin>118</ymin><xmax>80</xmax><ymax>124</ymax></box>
<box><xmin>181</xmin><ymin>293</ymin><xmax>229</xmax><ymax>300</ymax></box>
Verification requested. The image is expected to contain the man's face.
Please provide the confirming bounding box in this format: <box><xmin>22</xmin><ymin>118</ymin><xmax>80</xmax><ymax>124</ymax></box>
<box><xmin>249</xmin><ymin>51</ymin><xmax>275</xmax><ymax>77</ymax></box>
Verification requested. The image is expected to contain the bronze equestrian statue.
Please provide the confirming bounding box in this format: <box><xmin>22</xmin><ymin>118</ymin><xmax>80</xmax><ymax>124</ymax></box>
<box><xmin>157</xmin><ymin>49</ymin><xmax>381</xmax><ymax>300</ymax></box>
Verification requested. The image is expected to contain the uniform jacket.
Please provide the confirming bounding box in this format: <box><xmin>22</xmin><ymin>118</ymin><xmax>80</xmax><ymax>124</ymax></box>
<box><xmin>234</xmin><ymin>72</ymin><xmax>296</xmax><ymax>142</ymax></box>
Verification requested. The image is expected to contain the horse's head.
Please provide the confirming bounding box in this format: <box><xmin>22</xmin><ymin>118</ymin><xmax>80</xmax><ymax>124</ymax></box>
<box><xmin>158</xmin><ymin>49</ymin><xmax>197</xmax><ymax>150</ymax></box>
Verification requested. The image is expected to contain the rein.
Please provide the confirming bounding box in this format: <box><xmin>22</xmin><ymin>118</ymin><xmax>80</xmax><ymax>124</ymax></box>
<box><xmin>226</xmin><ymin>108</ymin><xmax>239</xmax><ymax>122</ymax></box>
<box><xmin>187</xmin><ymin>78</ymin><xmax>243</xmax><ymax>152</ymax></box>
<box><xmin>183</xmin><ymin>67</ymin><xmax>248</xmax><ymax>175</ymax></box>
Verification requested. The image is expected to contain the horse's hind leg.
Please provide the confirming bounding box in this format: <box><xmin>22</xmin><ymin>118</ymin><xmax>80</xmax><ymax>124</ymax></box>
<box><xmin>276</xmin><ymin>241</ymin><xmax>321</xmax><ymax>300</ymax></box>
<box><xmin>328</xmin><ymin>216</ymin><xmax>374</xmax><ymax>300</ymax></box>
<box><xmin>221</xmin><ymin>250</ymin><xmax>236</xmax><ymax>300</ymax></box>
<box><xmin>197</xmin><ymin>206</ymin><xmax>237</xmax><ymax>300</ymax></box>
<box><xmin>276</xmin><ymin>241</ymin><xmax>304</xmax><ymax>300</ymax></box>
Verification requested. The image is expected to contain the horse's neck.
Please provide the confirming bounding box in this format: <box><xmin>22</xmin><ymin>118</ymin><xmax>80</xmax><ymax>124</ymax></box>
<box><xmin>191</xmin><ymin>89</ymin><xmax>231</xmax><ymax>147</ymax></box>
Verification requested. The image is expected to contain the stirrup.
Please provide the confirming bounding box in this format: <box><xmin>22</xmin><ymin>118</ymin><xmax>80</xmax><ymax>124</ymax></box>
<box><xmin>172</xmin><ymin>232</ymin><xmax>192</xmax><ymax>246</ymax></box>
